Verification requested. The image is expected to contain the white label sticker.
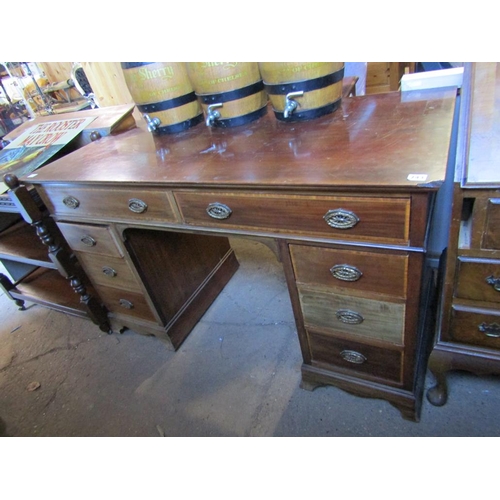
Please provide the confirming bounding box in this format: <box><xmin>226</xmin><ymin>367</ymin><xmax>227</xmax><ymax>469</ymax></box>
<box><xmin>407</xmin><ymin>174</ymin><xmax>428</xmax><ymax>181</ymax></box>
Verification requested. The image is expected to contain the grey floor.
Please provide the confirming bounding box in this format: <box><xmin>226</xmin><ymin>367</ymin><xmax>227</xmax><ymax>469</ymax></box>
<box><xmin>1</xmin><ymin>237</ymin><xmax>500</xmax><ymax>437</ymax></box>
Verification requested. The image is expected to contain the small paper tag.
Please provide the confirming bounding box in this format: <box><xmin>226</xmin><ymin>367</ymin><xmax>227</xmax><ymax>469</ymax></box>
<box><xmin>407</xmin><ymin>174</ymin><xmax>428</xmax><ymax>181</ymax></box>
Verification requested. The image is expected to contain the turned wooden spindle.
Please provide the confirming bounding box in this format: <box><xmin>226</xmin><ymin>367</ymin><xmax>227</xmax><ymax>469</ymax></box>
<box><xmin>3</xmin><ymin>174</ymin><xmax>112</xmax><ymax>333</ymax></box>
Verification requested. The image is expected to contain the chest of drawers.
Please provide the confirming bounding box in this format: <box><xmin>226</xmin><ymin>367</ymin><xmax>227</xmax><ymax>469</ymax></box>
<box><xmin>24</xmin><ymin>88</ymin><xmax>457</xmax><ymax>421</ymax></box>
<box><xmin>427</xmin><ymin>63</ymin><xmax>500</xmax><ymax>406</ymax></box>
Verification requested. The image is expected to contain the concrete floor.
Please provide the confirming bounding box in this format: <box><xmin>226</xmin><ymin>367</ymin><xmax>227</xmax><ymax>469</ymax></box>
<box><xmin>1</xmin><ymin>237</ymin><xmax>500</xmax><ymax>437</ymax></box>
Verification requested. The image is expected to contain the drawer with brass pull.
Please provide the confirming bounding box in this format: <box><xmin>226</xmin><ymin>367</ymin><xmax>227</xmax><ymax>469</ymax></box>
<box><xmin>93</xmin><ymin>285</ymin><xmax>158</xmax><ymax>323</ymax></box>
<box><xmin>174</xmin><ymin>191</ymin><xmax>411</xmax><ymax>244</ymax></box>
<box><xmin>307</xmin><ymin>330</ymin><xmax>403</xmax><ymax>384</ymax></box>
<box><xmin>57</xmin><ymin>222</ymin><xmax>123</xmax><ymax>257</ymax></box>
<box><xmin>75</xmin><ymin>253</ymin><xmax>142</xmax><ymax>292</ymax></box>
<box><xmin>290</xmin><ymin>244</ymin><xmax>409</xmax><ymax>299</ymax></box>
<box><xmin>455</xmin><ymin>257</ymin><xmax>500</xmax><ymax>304</ymax></box>
<box><xmin>37</xmin><ymin>185</ymin><xmax>177</xmax><ymax>222</ymax></box>
<box><xmin>298</xmin><ymin>286</ymin><xmax>405</xmax><ymax>345</ymax></box>
<box><xmin>449</xmin><ymin>305</ymin><xmax>500</xmax><ymax>350</ymax></box>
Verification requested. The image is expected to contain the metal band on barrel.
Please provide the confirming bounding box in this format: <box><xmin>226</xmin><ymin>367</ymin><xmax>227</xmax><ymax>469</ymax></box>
<box><xmin>120</xmin><ymin>62</ymin><xmax>155</xmax><ymax>69</ymax></box>
<box><xmin>211</xmin><ymin>106</ymin><xmax>267</xmax><ymax>128</ymax></box>
<box><xmin>198</xmin><ymin>80</ymin><xmax>265</xmax><ymax>104</ymax></box>
<box><xmin>273</xmin><ymin>98</ymin><xmax>341</xmax><ymax>121</ymax></box>
<box><xmin>154</xmin><ymin>113</ymin><xmax>204</xmax><ymax>135</ymax></box>
<box><xmin>264</xmin><ymin>67</ymin><xmax>345</xmax><ymax>95</ymax></box>
<box><xmin>137</xmin><ymin>92</ymin><xmax>198</xmax><ymax>113</ymax></box>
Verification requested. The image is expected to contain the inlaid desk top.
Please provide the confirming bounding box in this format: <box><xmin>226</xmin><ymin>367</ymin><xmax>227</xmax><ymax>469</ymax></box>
<box><xmin>26</xmin><ymin>88</ymin><xmax>457</xmax><ymax>192</ymax></box>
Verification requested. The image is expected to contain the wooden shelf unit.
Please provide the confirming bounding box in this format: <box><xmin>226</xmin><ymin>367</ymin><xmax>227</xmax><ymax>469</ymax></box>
<box><xmin>0</xmin><ymin>105</ymin><xmax>136</xmax><ymax>325</ymax></box>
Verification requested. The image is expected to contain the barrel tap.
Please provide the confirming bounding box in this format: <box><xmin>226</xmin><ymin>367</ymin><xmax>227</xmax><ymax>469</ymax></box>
<box><xmin>206</xmin><ymin>103</ymin><xmax>223</xmax><ymax>126</ymax></box>
<box><xmin>283</xmin><ymin>91</ymin><xmax>304</xmax><ymax>118</ymax></box>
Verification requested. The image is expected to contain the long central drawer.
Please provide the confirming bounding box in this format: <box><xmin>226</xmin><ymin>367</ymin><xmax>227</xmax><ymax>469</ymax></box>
<box><xmin>174</xmin><ymin>191</ymin><xmax>411</xmax><ymax>244</ymax></box>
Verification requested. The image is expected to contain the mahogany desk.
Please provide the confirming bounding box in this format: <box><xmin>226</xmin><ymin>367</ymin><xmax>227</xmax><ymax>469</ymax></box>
<box><xmin>23</xmin><ymin>89</ymin><xmax>457</xmax><ymax>421</ymax></box>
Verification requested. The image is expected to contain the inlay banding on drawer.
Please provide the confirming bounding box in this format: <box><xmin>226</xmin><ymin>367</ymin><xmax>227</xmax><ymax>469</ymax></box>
<box><xmin>94</xmin><ymin>285</ymin><xmax>158</xmax><ymax>323</ymax></box>
<box><xmin>307</xmin><ymin>330</ymin><xmax>403</xmax><ymax>383</ymax></box>
<box><xmin>175</xmin><ymin>191</ymin><xmax>411</xmax><ymax>244</ymax></box>
<box><xmin>38</xmin><ymin>185</ymin><xmax>177</xmax><ymax>222</ymax></box>
<box><xmin>57</xmin><ymin>222</ymin><xmax>123</xmax><ymax>257</ymax></box>
<box><xmin>75</xmin><ymin>253</ymin><xmax>142</xmax><ymax>292</ymax></box>
<box><xmin>298</xmin><ymin>286</ymin><xmax>405</xmax><ymax>345</ymax></box>
<box><xmin>290</xmin><ymin>244</ymin><xmax>408</xmax><ymax>299</ymax></box>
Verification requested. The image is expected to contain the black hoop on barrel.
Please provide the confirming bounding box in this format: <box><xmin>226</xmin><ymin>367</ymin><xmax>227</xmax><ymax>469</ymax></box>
<box><xmin>263</xmin><ymin>67</ymin><xmax>345</xmax><ymax>95</ymax></box>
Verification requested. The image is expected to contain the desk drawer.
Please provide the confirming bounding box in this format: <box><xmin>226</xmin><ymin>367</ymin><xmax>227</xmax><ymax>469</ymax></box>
<box><xmin>290</xmin><ymin>244</ymin><xmax>408</xmax><ymax>299</ymax></box>
<box><xmin>455</xmin><ymin>257</ymin><xmax>500</xmax><ymax>304</ymax></box>
<box><xmin>298</xmin><ymin>286</ymin><xmax>405</xmax><ymax>345</ymax></box>
<box><xmin>39</xmin><ymin>185</ymin><xmax>177</xmax><ymax>222</ymax></box>
<box><xmin>76</xmin><ymin>253</ymin><xmax>141</xmax><ymax>292</ymax></box>
<box><xmin>57</xmin><ymin>222</ymin><xmax>122</xmax><ymax>257</ymax></box>
<box><xmin>450</xmin><ymin>306</ymin><xmax>500</xmax><ymax>350</ymax></box>
<box><xmin>94</xmin><ymin>285</ymin><xmax>158</xmax><ymax>323</ymax></box>
<box><xmin>175</xmin><ymin>191</ymin><xmax>410</xmax><ymax>244</ymax></box>
<box><xmin>308</xmin><ymin>330</ymin><xmax>403</xmax><ymax>384</ymax></box>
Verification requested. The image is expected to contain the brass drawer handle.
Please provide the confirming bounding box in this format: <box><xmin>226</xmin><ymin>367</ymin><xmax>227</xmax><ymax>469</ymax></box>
<box><xmin>102</xmin><ymin>266</ymin><xmax>117</xmax><ymax>278</ymax></box>
<box><xmin>80</xmin><ymin>235</ymin><xmax>96</xmax><ymax>247</ymax></box>
<box><xmin>206</xmin><ymin>202</ymin><xmax>232</xmax><ymax>220</ymax></box>
<box><xmin>63</xmin><ymin>196</ymin><xmax>80</xmax><ymax>209</ymax></box>
<box><xmin>323</xmin><ymin>208</ymin><xmax>359</xmax><ymax>229</ymax></box>
<box><xmin>340</xmin><ymin>350</ymin><xmax>367</xmax><ymax>364</ymax></box>
<box><xmin>336</xmin><ymin>309</ymin><xmax>364</xmax><ymax>324</ymax></box>
<box><xmin>119</xmin><ymin>299</ymin><xmax>134</xmax><ymax>309</ymax></box>
<box><xmin>485</xmin><ymin>275</ymin><xmax>500</xmax><ymax>292</ymax></box>
<box><xmin>479</xmin><ymin>322</ymin><xmax>500</xmax><ymax>338</ymax></box>
<box><xmin>330</xmin><ymin>264</ymin><xmax>363</xmax><ymax>282</ymax></box>
<box><xmin>128</xmin><ymin>198</ymin><xmax>148</xmax><ymax>214</ymax></box>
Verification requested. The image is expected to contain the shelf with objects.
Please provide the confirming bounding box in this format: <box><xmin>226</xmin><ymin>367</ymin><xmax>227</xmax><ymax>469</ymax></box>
<box><xmin>0</xmin><ymin>62</ymin><xmax>97</xmax><ymax>118</ymax></box>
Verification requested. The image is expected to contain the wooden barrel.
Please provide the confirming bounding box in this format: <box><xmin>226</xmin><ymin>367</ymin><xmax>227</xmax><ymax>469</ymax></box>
<box><xmin>258</xmin><ymin>63</ymin><xmax>344</xmax><ymax>121</ymax></box>
<box><xmin>121</xmin><ymin>62</ymin><xmax>203</xmax><ymax>134</ymax></box>
<box><xmin>186</xmin><ymin>63</ymin><xmax>267</xmax><ymax>128</ymax></box>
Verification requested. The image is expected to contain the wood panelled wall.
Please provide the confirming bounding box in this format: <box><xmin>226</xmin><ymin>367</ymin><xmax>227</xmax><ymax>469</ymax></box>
<box><xmin>39</xmin><ymin>62</ymin><xmax>135</xmax><ymax>107</ymax></box>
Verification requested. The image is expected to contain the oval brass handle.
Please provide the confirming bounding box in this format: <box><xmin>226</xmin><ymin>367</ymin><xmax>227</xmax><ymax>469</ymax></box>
<box><xmin>340</xmin><ymin>350</ymin><xmax>367</xmax><ymax>364</ymax></box>
<box><xmin>119</xmin><ymin>299</ymin><xmax>134</xmax><ymax>309</ymax></box>
<box><xmin>485</xmin><ymin>275</ymin><xmax>500</xmax><ymax>292</ymax></box>
<box><xmin>102</xmin><ymin>266</ymin><xmax>117</xmax><ymax>278</ymax></box>
<box><xmin>128</xmin><ymin>198</ymin><xmax>148</xmax><ymax>214</ymax></box>
<box><xmin>479</xmin><ymin>322</ymin><xmax>500</xmax><ymax>338</ymax></box>
<box><xmin>324</xmin><ymin>208</ymin><xmax>359</xmax><ymax>229</ymax></box>
<box><xmin>206</xmin><ymin>202</ymin><xmax>232</xmax><ymax>220</ymax></box>
<box><xmin>330</xmin><ymin>264</ymin><xmax>363</xmax><ymax>282</ymax></box>
<box><xmin>80</xmin><ymin>235</ymin><xmax>96</xmax><ymax>247</ymax></box>
<box><xmin>336</xmin><ymin>309</ymin><xmax>364</xmax><ymax>324</ymax></box>
<box><xmin>63</xmin><ymin>196</ymin><xmax>80</xmax><ymax>209</ymax></box>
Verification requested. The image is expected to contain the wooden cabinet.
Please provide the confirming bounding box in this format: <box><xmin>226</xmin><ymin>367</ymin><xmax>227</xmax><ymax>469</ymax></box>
<box><xmin>427</xmin><ymin>63</ymin><xmax>500</xmax><ymax>406</ymax></box>
<box><xmin>24</xmin><ymin>87</ymin><xmax>456</xmax><ymax>421</ymax></box>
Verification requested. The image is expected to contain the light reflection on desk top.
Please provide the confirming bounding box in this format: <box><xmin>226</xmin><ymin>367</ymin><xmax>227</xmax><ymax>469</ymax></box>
<box><xmin>26</xmin><ymin>88</ymin><xmax>457</xmax><ymax>192</ymax></box>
